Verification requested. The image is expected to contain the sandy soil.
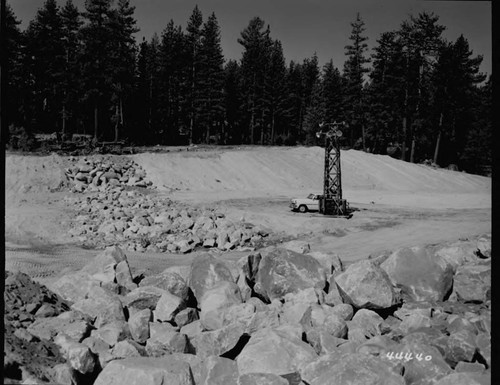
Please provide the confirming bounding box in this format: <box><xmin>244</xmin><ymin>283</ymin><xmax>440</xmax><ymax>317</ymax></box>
<box><xmin>5</xmin><ymin>146</ymin><xmax>491</xmax><ymax>283</ymax></box>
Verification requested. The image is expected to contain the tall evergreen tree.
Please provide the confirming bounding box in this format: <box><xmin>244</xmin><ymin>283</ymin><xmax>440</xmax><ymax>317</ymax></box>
<box><xmin>186</xmin><ymin>6</ymin><xmax>203</xmax><ymax>144</ymax></box>
<box><xmin>365</xmin><ymin>31</ymin><xmax>406</xmax><ymax>154</ymax></box>
<box><xmin>322</xmin><ymin>60</ymin><xmax>344</xmax><ymax>125</ymax></box>
<box><xmin>135</xmin><ymin>34</ymin><xmax>161</xmax><ymax>144</ymax></box>
<box><xmin>238</xmin><ymin>17</ymin><xmax>272</xmax><ymax>144</ymax></box>
<box><xmin>80</xmin><ymin>0</ymin><xmax>114</xmax><ymax>139</ymax></box>
<box><xmin>343</xmin><ymin>12</ymin><xmax>370</xmax><ymax>149</ymax></box>
<box><xmin>398</xmin><ymin>12</ymin><xmax>445</xmax><ymax>162</ymax></box>
<box><xmin>60</xmin><ymin>0</ymin><xmax>82</xmax><ymax>136</ymax></box>
<box><xmin>158</xmin><ymin>20</ymin><xmax>187</xmax><ymax>144</ymax></box>
<box><xmin>223</xmin><ymin>60</ymin><xmax>242</xmax><ymax>144</ymax></box>
<box><xmin>4</xmin><ymin>3</ymin><xmax>24</xmax><ymax>132</ymax></box>
<box><xmin>265</xmin><ymin>40</ymin><xmax>288</xmax><ymax>144</ymax></box>
<box><xmin>108</xmin><ymin>0</ymin><xmax>138</xmax><ymax>141</ymax></box>
<box><xmin>301</xmin><ymin>53</ymin><xmax>320</xmax><ymax>141</ymax></box>
<box><xmin>284</xmin><ymin>60</ymin><xmax>304</xmax><ymax>144</ymax></box>
<box><xmin>198</xmin><ymin>12</ymin><xmax>225</xmax><ymax>143</ymax></box>
<box><xmin>25</xmin><ymin>0</ymin><xmax>65</xmax><ymax>133</ymax></box>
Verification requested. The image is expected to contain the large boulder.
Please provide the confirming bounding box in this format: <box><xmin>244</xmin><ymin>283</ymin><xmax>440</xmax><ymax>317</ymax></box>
<box><xmin>432</xmin><ymin>241</ymin><xmax>480</xmax><ymax>272</ymax></box>
<box><xmin>93</xmin><ymin>357</ymin><xmax>194</xmax><ymax>385</ymax></box>
<box><xmin>54</xmin><ymin>334</ymin><xmax>96</xmax><ymax>374</ymax></box>
<box><xmin>71</xmin><ymin>286</ymin><xmax>125</xmax><ymax>328</ymax></box>
<box><xmin>300</xmin><ymin>352</ymin><xmax>405</xmax><ymax>385</ymax></box>
<box><xmin>122</xmin><ymin>286</ymin><xmax>169</xmax><ymax>312</ymax></box>
<box><xmin>188</xmin><ymin>253</ymin><xmax>235</xmax><ymax>303</ymax></box>
<box><xmin>380</xmin><ymin>246</ymin><xmax>454</xmax><ymax>302</ymax></box>
<box><xmin>199</xmin><ymin>281</ymin><xmax>242</xmax><ymax>331</ymax></box>
<box><xmin>399</xmin><ymin>340</ymin><xmax>453</xmax><ymax>384</ymax></box>
<box><xmin>335</xmin><ymin>260</ymin><xmax>400</xmax><ymax>309</ymax></box>
<box><xmin>191</xmin><ymin>322</ymin><xmax>246</xmax><ymax>359</ymax></box>
<box><xmin>198</xmin><ymin>355</ymin><xmax>239</xmax><ymax>385</ymax></box>
<box><xmin>237</xmin><ymin>327</ymin><xmax>317</xmax><ymax>377</ymax></box>
<box><xmin>49</xmin><ymin>272</ymin><xmax>101</xmax><ymax>303</ymax></box>
<box><xmin>346</xmin><ymin>309</ymin><xmax>384</xmax><ymax>344</ymax></box>
<box><xmin>81</xmin><ymin>246</ymin><xmax>129</xmax><ymax>284</ymax></box>
<box><xmin>153</xmin><ymin>291</ymin><xmax>186</xmax><ymax>322</ymax></box>
<box><xmin>139</xmin><ymin>271</ymin><xmax>190</xmax><ymax>302</ymax></box>
<box><xmin>145</xmin><ymin>323</ymin><xmax>188</xmax><ymax>356</ymax></box>
<box><xmin>27</xmin><ymin>311</ymin><xmax>90</xmax><ymax>342</ymax></box>
<box><xmin>237</xmin><ymin>373</ymin><xmax>288</xmax><ymax>385</ymax></box>
<box><xmin>253</xmin><ymin>248</ymin><xmax>327</xmax><ymax>302</ymax></box>
<box><xmin>300</xmin><ymin>304</ymin><xmax>347</xmax><ymax>339</ymax></box>
<box><xmin>451</xmin><ymin>264</ymin><xmax>490</xmax><ymax>303</ymax></box>
<box><xmin>128</xmin><ymin>308</ymin><xmax>151</xmax><ymax>343</ymax></box>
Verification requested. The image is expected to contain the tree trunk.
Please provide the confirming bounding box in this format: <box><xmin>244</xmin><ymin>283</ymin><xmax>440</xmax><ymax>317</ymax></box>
<box><xmin>410</xmin><ymin>136</ymin><xmax>416</xmax><ymax>163</ymax></box>
<box><xmin>361</xmin><ymin>124</ymin><xmax>366</xmax><ymax>151</ymax></box>
<box><xmin>114</xmin><ymin>104</ymin><xmax>119</xmax><ymax>142</ymax></box>
<box><xmin>94</xmin><ymin>106</ymin><xmax>98</xmax><ymax>140</ymax></box>
<box><xmin>271</xmin><ymin>112</ymin><xmax>275</xmax><ymax>145</ymax></box>
<box><xmin>62</xmin><ymin>104</ymin><xmax>66</xmax><ymax>136</ymax></box>
<box><xmin>433</xmin><ymin>112</ymin><xmax>443</xmax><ymax>164</ymax></box>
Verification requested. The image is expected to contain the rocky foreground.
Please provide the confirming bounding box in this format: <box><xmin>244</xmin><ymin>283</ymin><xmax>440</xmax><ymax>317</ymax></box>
<box><xmin>4</xmin><ymin>234</ymin><xmax>491</xmax><ymax>385</ymax></box>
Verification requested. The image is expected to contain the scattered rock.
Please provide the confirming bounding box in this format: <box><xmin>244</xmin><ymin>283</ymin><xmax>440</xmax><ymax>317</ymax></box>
<box><xmin>237</xmin><ymin>327</ymin><xmax>317</xmax><ymax>377</ymax></box>
<box><xmin>93</xmin><ymin>357</ymin><xmax>194</xmax><ymax>385</ymax></box>
<box><xmin>188</xmin><ymin>253</ymin><xmax>235</xmax><ymax>302</ymax></box>
<box><xmin>381</xmin><ymin>246</ymin><xmax>454</xmax><ymax>302</ymax></box>
<box><xmin>253</xmin><ymin>248</ymin><xmax>327</xmax><ymax>302</ymax></box>
<box><xmin>199</xmin><ymin>281</ymin><xmax>242</xmax><ymax>331</ymax></box>
<box><xmin>335</xmin><ymin>260</ymin><xmax>400</xmax><ymax>309</ymax></box>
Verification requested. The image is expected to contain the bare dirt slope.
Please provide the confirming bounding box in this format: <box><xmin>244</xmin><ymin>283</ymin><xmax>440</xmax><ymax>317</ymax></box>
<box><xmin>133</xmin><ymin>146</ymin><xmax>490</xmax><ymax>208</ymax></box>
<box><xmin>5</xmin><ymin>146</ymin><xmax>491</xmax><ymax>282</ymax></box>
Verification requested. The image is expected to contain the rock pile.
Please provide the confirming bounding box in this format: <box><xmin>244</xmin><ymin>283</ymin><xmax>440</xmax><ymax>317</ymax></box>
<box><xmin>4</xmin><ymin>271</ymin><xmax>70</xmax><ymax>383</ymax></box>
<box><xmin>5</xmin><ymin>234</ymin><xmax>491</xmax><ymax>385</ymax></box>
<box><xmin>64</xmin><ymin>156</ymin><xmax>153</xmax><ymax>193</ymax></box>
<box><xmin>64</xmin><ymin>188</ymin><xmax>268</xmax><ymax>253</ymax></box>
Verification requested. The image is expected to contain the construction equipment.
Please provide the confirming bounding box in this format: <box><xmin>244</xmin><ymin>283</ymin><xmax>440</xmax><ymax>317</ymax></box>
<box><xmin>316</xmin><ymin>121</ymin><xmax>352</xmax><ymax>217</ymax></box>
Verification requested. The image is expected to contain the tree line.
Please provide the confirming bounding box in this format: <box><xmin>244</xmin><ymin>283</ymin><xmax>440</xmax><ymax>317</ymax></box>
<box><xmin>4</xmin><ymin>0</ymin><xmax>491</xmax><ymax>174</ymax></box>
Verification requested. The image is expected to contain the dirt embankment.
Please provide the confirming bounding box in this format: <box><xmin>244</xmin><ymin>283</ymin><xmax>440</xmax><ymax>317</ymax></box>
<box><xmin>132</xmin><ymin>146</ymin><xmax>491</xmax><ymax>208</ymax></box>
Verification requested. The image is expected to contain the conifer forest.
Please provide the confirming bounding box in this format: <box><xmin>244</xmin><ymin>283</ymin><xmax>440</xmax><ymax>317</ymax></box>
<box><xmin>4</xmin><ymin>0</ymin><xmax>491</xmax><ymax>174</ymax></box>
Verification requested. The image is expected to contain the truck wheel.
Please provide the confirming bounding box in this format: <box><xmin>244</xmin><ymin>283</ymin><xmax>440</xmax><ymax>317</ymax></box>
<box><xmin>298</xmin><ymin>205</ymin><xmax>307</xmax><ymax>213</ymax></box>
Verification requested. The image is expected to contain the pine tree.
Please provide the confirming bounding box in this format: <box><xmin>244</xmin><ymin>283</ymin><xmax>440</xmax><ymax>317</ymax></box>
<box><xmin>135</xmin><ymin>34</ymin><xmax>161</xmax><ymax>144</ymax></box>
<box><xmin>158</xmin><ymin>20</ymin><xmax>187</xmax><ymax>144</ymax></box>
<box><xmin>365</xmin><ymin>31</ymin><xmax>406</xmax><ymax>154</ymax></box>
<box><xmin>186</xmin><ymin>6</ymin><xmax>203</xmax><ymax>144</ymax></box>
<box><xmin>80</xmin><ymin>0</ymin><xmax>114</xmax><ymax>139</ymax></box>
<box><xmin>284</xmin><ymin>61</ymin><xmax>304</xmax><ymax>144</ymax></box>
<box><xmin>60</xmin><ymin>0</ymin><xmax>82</xmax><ymax>137</ymax></box>
<box><xmin>198</xmin><ymin>12</ymin><xmax>225</xmax><ymax>144</ymax></box>
<box><xmin>25</xmin><ymin>0</ymin><xmax>65</xmax><ymax>133</ymax></box>
<box><xmin>343</xmin><ymin>12</ymin><xmax>370</xmax><ymax>149</ymax></box>
<box><xmin>4</xmin><ymin>3</ymin><xmax>24</xmax><ymax>133</ymax></box>
<box><xmin>303</xmin><ymin>81</ymin><xmax>325</xmax><ymax>145</ymax></box>
<box><xmin>301</xmin><ymin>53</ymin><xmax>320</xmax><ymax>141</ymax></box>
<box><xmin>431</xmin><ymin>35</ymin><xmax>485</xmax><ymax>167</ymax></box>
<box><xmin>223</xmin><ymin>60</ymin><xmax>242</xmax><ymax>144</ymax></box>
<box><xmin>265</xmin><ymin>40</ymin><xmax>288</xmax><ymax>144</ymax></box>
<box><xmin>322</xmin><ymin>60</ymin><xmax>344</xmax><ymax>124</ymax></box>
<box><xmin>238</xmin><ymin>17</ymin><xmax>272</xmax><ymax>144</ymax></box>
<box><xmin>108</xmin><ymin>0</ymin><xmax>138</xmax><ymax>141</ymax></box>
<box><xmin>398</xmin><ymin>12</ymin><xmax>445</xmax><ymax>162</ymax></box>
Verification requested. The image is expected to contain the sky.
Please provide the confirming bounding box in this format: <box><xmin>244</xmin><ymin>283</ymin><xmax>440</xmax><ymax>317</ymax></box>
<box><xmin>11</xmin><ymin>0</ymin><xmax>492</xmax><ymax>76</ymax></box>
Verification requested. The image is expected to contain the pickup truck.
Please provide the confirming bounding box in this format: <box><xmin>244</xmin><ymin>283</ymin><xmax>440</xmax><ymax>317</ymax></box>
<box><xmin>290</xmin><ymin>193</ymin><xmax>322</xmax><ymax>213</ymax></box>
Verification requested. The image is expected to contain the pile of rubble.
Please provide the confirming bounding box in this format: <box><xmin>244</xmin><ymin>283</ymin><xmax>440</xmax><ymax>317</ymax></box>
<box><xmin>63</xmin><ymin>155</ymin><xmax>269</xmax><ymax>253</ymax></box>
<box><xmin>64</xmin><ymin>156</ymin><xmax>153</xmax><ymax>193</ymax></box>
<box><xmin>4</xmin><ymin>234</ymin><xmax>491</xmax><ymax>385</ymax></box>
<box><xmin>64</xmin><ymin>188</ymin><xmax>268</xmax><ymax>253</ymax></box>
